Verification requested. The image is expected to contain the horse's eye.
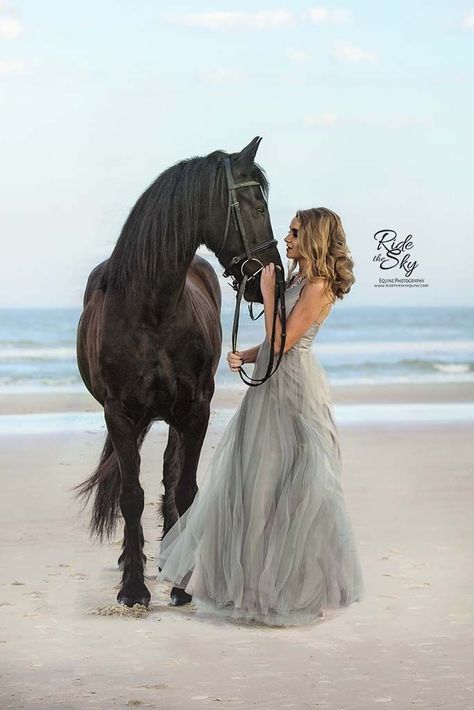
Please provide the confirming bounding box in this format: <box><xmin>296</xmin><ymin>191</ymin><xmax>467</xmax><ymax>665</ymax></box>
<box><xmin>255</xmin><ymin>207</ymin><xmax>265</xmax><ymax>216</ymax></box>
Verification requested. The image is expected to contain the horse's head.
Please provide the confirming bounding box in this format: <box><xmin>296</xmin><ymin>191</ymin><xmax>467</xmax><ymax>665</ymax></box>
<box><xmin>207</xmin><ymin>136</ymin><xmax>283</xmax><ymax>304</ymax></box>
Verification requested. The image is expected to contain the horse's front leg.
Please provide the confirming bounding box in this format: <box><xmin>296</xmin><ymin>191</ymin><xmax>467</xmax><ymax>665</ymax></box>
<box><xmin>117</xmin><ymin>524</ymin><xmax>146</xmax><ymax>570</ymax></box>
<box><xmin>104</xmin><ymin>402</ymin><xmax>150</xmax><ymax>607</ymax></box>
<box><xmin>170</xmin><ymin>400</ymin><xmax>210</xmax><ymax>607</ymax></box>
<box><xmin>118</xmin><ymin>422</ymin><xmax>152</xmax><ymax>570</ymax></box>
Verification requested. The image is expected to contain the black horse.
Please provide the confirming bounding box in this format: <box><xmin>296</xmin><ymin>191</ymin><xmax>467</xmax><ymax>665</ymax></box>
<box><xmin>74</xmin><ymin>136</ymin><xmax>284</xmax><ymax>608</ymax></box>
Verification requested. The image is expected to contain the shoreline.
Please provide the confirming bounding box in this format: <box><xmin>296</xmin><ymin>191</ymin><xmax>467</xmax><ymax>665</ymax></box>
<box><xmin>0</xmin><ymin>380</ymin><xmax>473</xmax><ymax>416</ymax></box>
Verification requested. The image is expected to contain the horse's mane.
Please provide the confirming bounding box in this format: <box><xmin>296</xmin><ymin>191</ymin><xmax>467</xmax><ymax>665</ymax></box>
<box><xmin>105</xmin><ymin>149</ymin><xmax>269</xmax><ymax>295</ymax></box>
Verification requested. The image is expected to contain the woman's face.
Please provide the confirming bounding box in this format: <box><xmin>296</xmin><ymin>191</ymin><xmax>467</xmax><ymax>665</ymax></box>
<box><xmin>284</xmin><ymin>216</ymin><xmax>301</xmax><ymax>260</ymax></box>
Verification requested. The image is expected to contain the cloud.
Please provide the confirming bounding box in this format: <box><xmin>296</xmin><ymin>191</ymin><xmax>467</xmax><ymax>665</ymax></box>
<box><xmin>286</xmin><ymin>48</ymin><xmax>312</xmax><ymax>64</ymax></box>
<box><xmin>160</xmin><ymin>8</ymin><xmax>350</xmax><ymax>30</ymax></box>
<box><xmin>161</xmin><ymin>10</ymin><xmax>295</xmax><ymax>30</ymax></box>
<box><xmin>303</xmin><ymin>7</ymin><xmax>350</xmax><ymax>24</ymax></box>
<box><xmin>197</xmin><ymin>68</ymin><xmax>247</xmax><ymax>82</ymax></box>
<box><xmin>0</xmin><ymin>14</ymin><xmax>21</xmax><ymax>40</ymax></box>
<box><xmin>306</xmin><ymin>112</ymin><xmax>340</xmax><ymax>126</ymax></box>
<box><xmin>331</xmin><ymin>43</ymin><xmax>379</xmax><ymax>63</ymax></box>
<box><xmin>462</xmin><ymin>11</ymin><xmax>474</xmax><ymax>29</ymax></box>
<box><xmin>0</xmin><ymin>58</ymin><xmax>23</xmax><ymax>73</ymax></box>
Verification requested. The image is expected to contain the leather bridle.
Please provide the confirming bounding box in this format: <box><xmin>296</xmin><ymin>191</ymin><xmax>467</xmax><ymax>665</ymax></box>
<box><xmin>220</xmin><ymin>154</ymin><xmax>286</xmax><ymax>387</ymax></box>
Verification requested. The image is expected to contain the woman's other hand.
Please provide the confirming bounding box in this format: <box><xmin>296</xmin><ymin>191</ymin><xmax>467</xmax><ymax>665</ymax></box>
<box><xmin>260</xmin><ymin>263</ymin><xmax>276</xmax><ymax>301</ymax></box>
<box><xmin>227</xmin><ymin>350</ymin><xmax>243</xmax><ymax>372</ymax></box>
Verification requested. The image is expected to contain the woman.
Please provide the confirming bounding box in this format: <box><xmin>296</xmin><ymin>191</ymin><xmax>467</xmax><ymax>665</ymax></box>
<box><xmin>156</xmin><ymin>207</ymin><xmax>365</xmax><ymax>627</ymax></box>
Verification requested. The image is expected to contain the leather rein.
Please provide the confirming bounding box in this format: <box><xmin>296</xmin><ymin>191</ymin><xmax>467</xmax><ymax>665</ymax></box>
<box><xmin>220</xmin><ymin>154</ymin><xmax>286</xmax><ymax>387</ymax></box>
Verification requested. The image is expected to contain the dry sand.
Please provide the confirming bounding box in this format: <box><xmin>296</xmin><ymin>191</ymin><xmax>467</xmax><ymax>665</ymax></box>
<box><xmin>0</xmin><ymin>384</ymin><xmax>473</xmax><ymax>709</ymax></box>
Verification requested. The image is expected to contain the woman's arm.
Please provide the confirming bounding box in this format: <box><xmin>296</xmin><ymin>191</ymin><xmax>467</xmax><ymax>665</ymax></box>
<box><xmin>227</xmin><ymin>343</ymin><xmax>263</xmax><ymax>371</ymax></box>
<box><xmin>263</xmin><ymin>280</ymin><xmax>329</xmax><ymax>354</ymax></box>
<box><xmin>263</xmin><ymin>289</ymin><xmax>282</xmax><ymax>352</ymax></box>
<box><xmin>240</xmin><ymin>342</ymin><xmax>264</xmax><ymax>364</ymax></box>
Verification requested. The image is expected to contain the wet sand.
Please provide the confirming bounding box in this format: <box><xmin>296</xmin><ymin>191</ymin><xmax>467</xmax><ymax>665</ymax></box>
<box><xmin>1</xmin><ymin>380</ymin><xmax>473</xmax><ymax>415</ymax></box>
<box><xmin>0</xmin><ymin>385</ymin><xmax>473</xmax><ymax>709</ymax></box>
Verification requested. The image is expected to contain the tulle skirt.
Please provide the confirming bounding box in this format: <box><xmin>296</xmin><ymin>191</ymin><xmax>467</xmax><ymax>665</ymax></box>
<box><xmin>156</xmin><ymin>339</ymin><xmax>365</xmax><ymax>627</ymax></box>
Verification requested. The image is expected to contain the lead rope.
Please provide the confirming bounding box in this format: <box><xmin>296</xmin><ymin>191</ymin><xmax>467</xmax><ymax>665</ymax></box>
<box><xmin>231</xmin><ymin>266</ymin><xmax>286</xmax><ymax>386</ymax></box>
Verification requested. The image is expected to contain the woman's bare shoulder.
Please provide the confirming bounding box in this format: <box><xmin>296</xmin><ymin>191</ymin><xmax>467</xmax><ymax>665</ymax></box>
<box><xmin>301</xmin><ymin>277</ymin><xmax>329</xmax><ymax>299</ymax></box>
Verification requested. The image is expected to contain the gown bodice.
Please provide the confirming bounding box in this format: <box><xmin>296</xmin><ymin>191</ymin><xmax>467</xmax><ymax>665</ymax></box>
<box><xmin>277</xmin><ymin>276</ymin><xmax>329</xmax><ymax>352</ymax></box>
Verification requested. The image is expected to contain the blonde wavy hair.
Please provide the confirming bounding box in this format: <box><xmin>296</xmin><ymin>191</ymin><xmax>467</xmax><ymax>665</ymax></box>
<box><xmin>286</xmin><ymin>207</ymin><xmax>355</xmax><ymax>302</ymax></box>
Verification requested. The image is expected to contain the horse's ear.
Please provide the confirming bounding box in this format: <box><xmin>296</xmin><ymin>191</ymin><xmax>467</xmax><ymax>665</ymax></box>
<box><xmin>235</xmin><ymin>136</ymin><xmax>263</xmax><ymax>169</ymax></box>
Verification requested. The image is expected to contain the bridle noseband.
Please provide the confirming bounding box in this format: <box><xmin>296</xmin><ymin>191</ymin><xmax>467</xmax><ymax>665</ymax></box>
<box><xmin>220</xmin><ymin>154</ymin><xmax>286</xmax><ymax>387</ymax></box>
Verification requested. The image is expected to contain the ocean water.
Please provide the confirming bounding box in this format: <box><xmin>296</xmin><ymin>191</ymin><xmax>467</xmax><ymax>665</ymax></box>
<box><xmin>1</xmin><ymin>402</ymin><xmax>473</xmax><ymax>436</ymax></box>
<box><xmin>0</xmin><ymin>304</ymin><xmax>473</xmax><ymax>394</ymax></box>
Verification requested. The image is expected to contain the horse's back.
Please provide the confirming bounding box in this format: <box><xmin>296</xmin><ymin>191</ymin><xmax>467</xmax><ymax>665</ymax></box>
<box><xmin>76</xmin><ymin>260</ymin><xmax>109</xmax><ymax>401</ymax></box>
<box><xmin>82</xmin><ymin>259</ymin><xmax>108</xmax><ymax>307</ymax></box>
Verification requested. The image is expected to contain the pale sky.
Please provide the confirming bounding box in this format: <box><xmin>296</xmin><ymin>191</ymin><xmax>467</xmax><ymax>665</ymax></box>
<box><xmin>1</xmin><ymin>0</ymin><xmax>473</xmax><ymax>307</ymax></box>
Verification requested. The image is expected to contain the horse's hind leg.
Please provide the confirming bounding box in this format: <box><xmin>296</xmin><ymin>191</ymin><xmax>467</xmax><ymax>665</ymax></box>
<box><xmin>160</xmin><ymin>426</ymin><xmax>182</xmax><ymax>540</ymax></box>
<box><xmin>104</xmin><ymin>401</ymin><xmax>150</xmax><ymax>607</ymax></box>
<box><xmin>169</xmin><ymin>400</ymin><xmax>211</xmax><ymax>607</ymax></box>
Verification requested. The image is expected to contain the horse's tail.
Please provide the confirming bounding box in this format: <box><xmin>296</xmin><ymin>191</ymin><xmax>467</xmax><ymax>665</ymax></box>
<box><xmin>73</xmin><ymin>423</ymin><xmax>153</xmax><ymax>541</ymax></box>
<box><xmin>73</xmin><ymin>433</ymin><xmax>121</xmax><ymax>541</ymax></box>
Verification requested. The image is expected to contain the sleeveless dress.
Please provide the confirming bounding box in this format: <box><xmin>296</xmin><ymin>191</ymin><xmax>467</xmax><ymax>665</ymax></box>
<box><xmin>156</xmin><ymin>275</ymin><xmax>365</xmax><ymax>627</ymax></box>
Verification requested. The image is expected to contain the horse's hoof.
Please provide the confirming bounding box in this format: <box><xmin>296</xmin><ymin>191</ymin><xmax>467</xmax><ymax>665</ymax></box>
<box><xmin>170</xmin><ymin>586</ymin><xmax>192</xmax><ymax>606</ymax></box>
<box><xmin>117</xmin><ymin>588</ymin><xmax>151</xmax><ymax>608</ymax></box>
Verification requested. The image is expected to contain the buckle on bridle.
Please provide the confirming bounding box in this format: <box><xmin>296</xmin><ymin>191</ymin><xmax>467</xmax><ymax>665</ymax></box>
<box><xmin>223</xmin><ymin>257</ymin><xmax>264</xmax><ymax>289</ymax></box>
<box><xmin>241</xmin><ymin>257</ymin><xmax>264</xmax><ymax>279</ymax></box>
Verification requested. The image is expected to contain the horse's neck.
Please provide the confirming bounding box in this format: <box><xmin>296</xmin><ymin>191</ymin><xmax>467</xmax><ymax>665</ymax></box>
<box><xmin>108</xmin><ymin>254</ymin><xmax>195</xmax><ymax>316</ymax></box>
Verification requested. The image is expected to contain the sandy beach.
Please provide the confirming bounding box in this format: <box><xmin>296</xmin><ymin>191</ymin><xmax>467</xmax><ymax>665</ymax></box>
<box><xmin>1</xmin><ymin>382</ymin><xmax>473</xmax><ymax>709</ymax></box>
<box><xmin>1</xmin><ymin>380</ymin><xmax>474</xmax><ymax>415</ymax></box>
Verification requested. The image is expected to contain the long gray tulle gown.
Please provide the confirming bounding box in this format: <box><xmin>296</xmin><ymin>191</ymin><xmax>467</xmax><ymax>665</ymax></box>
<box><xmin>156</xmin><ymin>275</ymin><xmax>365</xmax><ymax>627</ymax></box>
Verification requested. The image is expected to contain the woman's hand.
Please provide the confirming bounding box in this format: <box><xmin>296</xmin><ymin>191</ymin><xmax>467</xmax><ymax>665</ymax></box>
<box><xmin>260</xmin><ymin>263</ymin><xmax>276</xmax><ymax>301</ymax></box>
<box><xmin>227</xmin><ymin>350</ymin><xmax>244</xmax><ymax>372</ymax></box>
